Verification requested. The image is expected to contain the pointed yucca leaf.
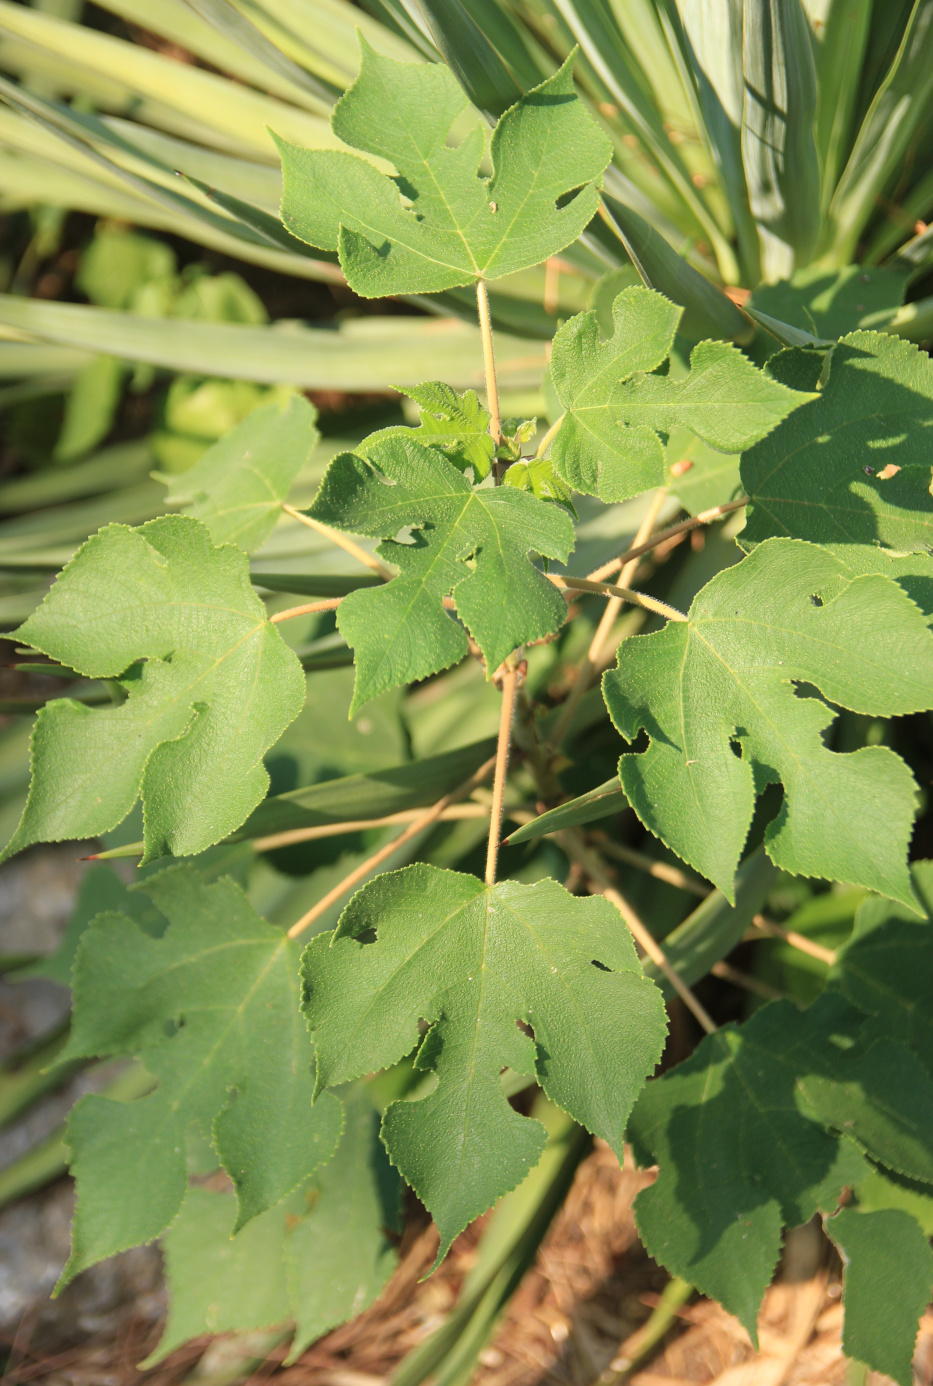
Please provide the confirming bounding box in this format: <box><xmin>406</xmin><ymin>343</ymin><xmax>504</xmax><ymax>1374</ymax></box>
<box><xmin>179</xmin><ymin>172</ymin><xmax>336</xmax><ymax>263</ymax></box>
<box><xmin>233</xmin><ymin>0</ymin><xmax>424</xmax><ymax>86</ymax></box>
<box><xmin>741</xmin><ymin>0</ymin><xmax>821</xmax><ymax>280</ymax></box>
<box><xmin>600</xmin><ymin>196</ymin><xmax>752</xmax><ymax>343</ymax></box>
<box><xmin>606</xmin><ymin>0</ymin><xmax>695</xmax><ymax>132</ymax></box>
<box><xmin>814</xmin><ymin>0</ymin><xmax>873</xmax><ymax>204</ymax></box>
<box><xmin>504</xmin><ymin>778</ymin><xmax>628</xmax><ymax>845</ymax></box>
<box><xmin>398</xmin><ymin>0</ymin><xmax>524</xmax><ymax>120</ymax></box>
<box><xmin>90</xmin><ymin>0</ymin><xmax>334</xmax><ymax>111</ymax></box>
<box><xmin>743</xmin><ymin>306</ymin><xmax>833</xmax><ymax>348</ymax></box>
<box><xmin>553</xmin><ymin>0</ymin><xmax>741</xmax><ymax>282</ymax></box>
<box><xmin>0</xmin><ymin>0</ymin><xmax>338</xmax><ymax>162</ymax></box>
<box><xmin>0</xmin><ymin>296</ymin><xmax>547</xmax><ymax>390</ymax></box>
<box><xmin>672</xmin><ymin>0</ymin><xmax>760</xmax><ymax>284</ymax></box>
<box><xmin>826</xmin><ymin>0</ymin><xmax>933</xmax><ymax>266</ymax></box>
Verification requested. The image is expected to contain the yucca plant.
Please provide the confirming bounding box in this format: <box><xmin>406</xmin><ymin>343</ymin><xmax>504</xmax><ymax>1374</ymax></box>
<box><xmin>2</xmin><ymin>4</ymin><xmax>933</xmax><ymax>1386</ymax></box>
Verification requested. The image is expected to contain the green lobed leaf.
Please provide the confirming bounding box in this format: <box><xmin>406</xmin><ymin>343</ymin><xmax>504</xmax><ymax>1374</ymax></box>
<box><xmin>549</xmin><ymin>287</ymin><xmax>808</xmax><ymax>503</ymax></box>
<box><xmin>748</xmin><ymin>265</ymin><xmax>909</xmax><ymax>342</ymax></box>
<box><xmin>396</xmin><ymin>381</ymin><xmax>495</xmax><ymax>480</ymax></box>
<box><xmin>832</xmin><ymin>860</ymin><xmax>933</xmax><ymax>1077</ymax></box>
<box><xmin>301</xmin><ymin>863</ymin><xmax>667</xmax><ymax>1261</ymax></box>
<box><xmin>741</xmin><ymin>332</ymin><xmax>933</xmax><ymax>564</ymax></box>
<box><xmin>827</xmin><ymin>1207</ymin><xmax>933</xmax><ymax>1386</ymax></box>
<box><xmin>3</xmin><ymin>515</ymin><xmax>305</xmax><ymax>865</ymax></box>
<box><xmin>309</xmin><ymin>433</ymin><xmax>575</xmax><ymax>711</ymax></box>
<box><xmin>276</xmin><ymin>39</ymin><xmax>612</xmax><ymax>296</ymax></box>
<box><xmin>158</xmin><ymin>395</ymin><xmax>319</xmax><ymax>553</ymax></box>
<box><xmin>629</xmin><ymin>995</ymin><xmax>869</xmax><ymax>1342</ymax></box>
<box><xmin>602</xmin><ymin>538</ymin><xmax>933</xmax><ymax>905</ymax></box>
<box><xmin>58</xmin><ymin>867</ymin><xmax>343</xmax><ymax>1284</ymax></box>
<box><xmin>146</xmin><ymin>1087</ymin><xmax>400</xmax><ymax>1366</ymax></box>
<box><xmin>501</xmin><ymin>455</ymin><xmax>575</xmax><ymax>510</ymax></box>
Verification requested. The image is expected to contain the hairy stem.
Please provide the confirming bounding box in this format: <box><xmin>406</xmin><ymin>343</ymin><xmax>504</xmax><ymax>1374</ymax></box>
<box><xmin>270</xmin><ymin>597</ymin><xmax>342</xmax><ymax>623</ymax></box>
<box><xmin>535</xmin><ymin>412</ymin><xmax>565</xmax><ymax>459</ymax></box>
<box><xmin>750</xmin><ymin>914</ymin><xmax>836</xmax><ymax>966</ymax></box>
<box><xmin>288</xmin><ymin>755</ymin><xmax>498</xmax><ymax>939</ymax></box>
<box><xmin>485</xmin><ymin>661</ymin><xmax>521</xmax><ymax>886</ymax></box>
<box><xmin>252</xmin><ymin>803</ymin><xmax>540</xmax><ymax>853</ymax></box>
<box><xmin>476</xmin><ymin>278</ymin><xmax>502</xmax><ymax>448</ymax></box>
<box><xmin>553</xmin><ymin>574</ymin><xmax>688</xmax><ymax>623</ymax></box>
<box><xmin>587</xmin><ymin>497</ymin><xmax>748</xmax><ymax>585</ymax></box>
<box><xmin>282</xmin><ymin>504</ymin><xmax>394</xmax><ymax>580</ymax></box>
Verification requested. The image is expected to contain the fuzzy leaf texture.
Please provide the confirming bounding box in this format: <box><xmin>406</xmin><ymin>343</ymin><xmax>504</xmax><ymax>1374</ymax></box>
<box><xmin>301</xmin><ymin>864</ymin><xmax>667</xmax><ymax>1261</ymax></box>
<box><xmin>603</xmin><ymin>538</ymin><xmax>933</xmax><ymax>905</ymax></box>
<box><xmin>276</xmin><ymin>40</ymin><xmax>612</xmax><ymax>296</ymax></box>
<box><xmin>548</xmin><ymin>288</ymin><xmax>808</xmax><ymax>502</ymax></box>
<box><xmin>148</xmin><ymin>1089</ymin><xmax>399</xmax><ymax>1366</ymax></box>
<box><xmin>399</xmin><ymin>382</ymin><xmax>495</xmax><ymax>480</ymax></box>
<box><xmin>4</xmin><ymin>516</ymin><xmax>305</xmax><ymax>864</ymax></box>
<box><xmin>58</xmin><ymin>867</ymin><xmax>343</xmax><ymax>1284</ymax></box>
<box><xmin>741</xmin><ymin>333</ymin><xmax>933</xmax><ymax>569</ymax></box>
<box><xmin>309</xmin><ymin>433</ymin><xmax>574</xmax><ymax>711</ymax></box>
<box><xmin>629</xmin><ymin>995</ymin><xmax>871</xmax><ymax>1342</ymax></box>
<box><xmin>159</xmin><ymin>394</ymin><xmax>319</xmax><ymax>553</ymax></box>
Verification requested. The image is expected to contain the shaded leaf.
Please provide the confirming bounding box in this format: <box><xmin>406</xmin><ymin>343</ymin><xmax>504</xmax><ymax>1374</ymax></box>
<box><xmin>59</xmin><ymin>867</ymin><xmax>343</xmax><ymax>1283</ymax></box>
<box><xmin>4</xmin><ymin>516</ymin><xmax>305</xmax><ymax>864</ymax></box>
<box><xmin>301</xmin><ymin>864</ymin><xmax>667</xmax><ymax>1260</ymax></box>
<box><xmin>159</xmin><ymin>395</ymin><xmax>319</xmax><ymax>553</ymax></box>
<box><xmin>603</xmin><ymin>539</ymin><xmax>933</xmax><ymax>905</ymax></box>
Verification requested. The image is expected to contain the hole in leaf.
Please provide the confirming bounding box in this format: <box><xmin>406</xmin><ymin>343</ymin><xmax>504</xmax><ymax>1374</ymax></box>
<box><xmin>809</xmin><ymin>593</ymin><xmax>824</xmax><ymax>607</ymax></box>
<box><xmin>591</xmin><ymin>959</ymin><xmax>611</xmax><ymax>972</ymax></box>
<box><xmin>516</xmin><ymin>1017</ymin><xmax>534</xmax><ymax>1039</ymax></box>
<box><xmin>555</xmin><ymin>184</ymin><xmax>585</xmax><ymax>209</ymax></box>
<box><xmin>355</xmin><ymin>926</ymin><xmax>378</xmax><ymax>945</ymax></box>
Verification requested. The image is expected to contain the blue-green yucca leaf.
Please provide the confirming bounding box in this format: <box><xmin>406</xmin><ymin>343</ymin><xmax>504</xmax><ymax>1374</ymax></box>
<box><xmin>603</xmin><ymin>539</ymin><xmax>933</xmax><ymax>906</ymax></box>
<box><xmin>276</xmin><ymin>38</ymin><xmax>612</xmax><ymax>296</ymax></box>
<box><xmin>301</xmin><ymin>863</ymin><xmax>667</xmax><ymax>1264</ymax></box>
<box><xmin>308</xmin><ymin>432</ymin><xmax>575</xmax><ymax>711</ymax></box>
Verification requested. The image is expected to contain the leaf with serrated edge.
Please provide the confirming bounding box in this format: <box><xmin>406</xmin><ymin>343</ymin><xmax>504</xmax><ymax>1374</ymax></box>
<box><xmin>58</xmin><ymin>867</ymin><xmax>342</xmax><ymax>1285</ymax></box>
<box><xmin>4</xmin><ymin>515</ymin><xmax>305</xmax><ymax>865</ymax></box>
<box><xmin>741</xmin><ymin>332</ymin><xmax>933</xmax><ymax>562</ymax></box>
<box><xmin>629</xmin><ymin>995</ymin><xmax>868</xmax><ymax>1342</ymax></box>
<box><xmin>549</xmin><ymin>287</ymin><xmax>808</xmax><ymax>503</ymax></box>
<box><xmin>827</xmin><ymin>1208</ymin><xmax>933</xmax><ymax>1386</ymax></box>
<box><xmin>145</xmin><ymin>1088</ymin><xmax>399</xmax><ymax>1367</ymax></box>
<box><xmin>276</xmin><ymin>40</ymin><xmax>612</xmax><ymax>297</ymax></box>
<box><xmin>309</xmin><ymin>433</ymin><xmax>574</xmax><ymax>712</ymax></box>
<box><xmin>602</xmin><ymin>538</ymin><xmax>933</xmax><ymax>906</ymax></box>
<box><xmin>159</xmin><ymin>395</ymin><xmax>319</xmax><ymax>553</ymax></box>
<box><xmin>301</xmin><ymin>864</ymin><xmax>667</xmax><ymax>1262</ymax></box>
<box><xmin>398</xmin><ymin>382</ymin><xmax>495</xmax><ymax>480</ymax></box>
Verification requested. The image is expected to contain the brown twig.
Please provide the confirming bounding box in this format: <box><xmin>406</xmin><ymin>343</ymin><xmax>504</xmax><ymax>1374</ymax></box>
<box><xmin>750</xmin><ymin>914</ymin><xmax>837</xmax><ymax>966</ymax></box>
<box><xmin>560</xmin><ymin>833</ymin><xmax>717</xmax><ymax>1034</ymax></box>
<box><xmin>552</xmin><ymin>574</ymin><xmax>688</xmax><ymax>623</ymax></box>
<box><xmin>287</xmin><ymin>755</ymin><xmax>498</xmax><ymax>939</ymax></box>
<box><xmin>252</xmin><ymin>803</ymin><xmax>497</xmax><ymax>852</ymax></box>
<box><xmin>549</xmin><ymin>488</ymin><xmax>667</xmax><ymax>748</ymax></box>
<box><xmin>281</xmin><ymin>503</ymin><xmax>394</xmax><ymax>580</ymax></box>
<box><xmin>485</xmin><ymin>660</ymin><xmax>522</xmax><ymax>886</ymax></box>
<box><xmin>270</xmin><ymin>598</ymin><xmax>343</xmax><ymax>623</ymax></box>
<box><xmin>586</xmin><ymin>497</ymin><xmax>748</xmax><ymax>585</ymax></box>
<box><xmin>592</xmin><ymin>834</ymin><xmax>709</xmax><ymax>897</ymax></box>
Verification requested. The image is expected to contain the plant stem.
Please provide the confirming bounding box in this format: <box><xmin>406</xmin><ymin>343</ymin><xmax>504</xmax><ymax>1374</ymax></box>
<box><xmin>535</xmin><ymin>412</ymin><xmax>565</xmax><ymax>458</ymax></box>
<box><xmin>591</xmin><ymin>833</ymin><xmax>709</xmax><ymax>897</ymax></box>
<box><xmin>750</xmin><ymin>914</ymin><xmax>837</xmax><ymax>966</ymax></box>
<box><xmin>485</xmin><ymin>661</ymin><xmax>521</xmax><ymax>887</ymax></box>
<box><xmin>269</xmin><ymin>597</ymin><xmax>342</xmax><ymax>623</ymax></box>
<box><xmin>553</xmin><ymin>574</ymin><xmax>688</xmax><ymax>623</ymax></box>
<box><xmin>600</xmin><ymin>1276</ymin><xmax>694</xmax><ymax>1382</ymax></box>
<box><xmin>563</xmin><ymin>834</ymin><xmax>717</xmax><ymax>1034</ymax></box>
<box><xmin>253</xmin><ymin>802</ymin><xmax>518</xmax><ymax>852</ymax></box>
<box><xmin>476</xmin><ymin>278</ymin><xmax>502</xmax><ymax>447</ymax></box>
<box><xmin>288</xmin><ymin>755</ymin><xmax>499</xmax><ymax>939</ymax></box>
<box><xmin>549</xmin><ymin>488</ymin><xmax>667</xmax><ymax>749</ymax></box>
<box><xmin>587</xmin><ymin>497</ymin><xmax>748</xmax><ymax>585</ymax></box>
<box><xmin>281</xmin><ymin>504</ymin><xmax>394</xmax><ymax>580</ymax></box>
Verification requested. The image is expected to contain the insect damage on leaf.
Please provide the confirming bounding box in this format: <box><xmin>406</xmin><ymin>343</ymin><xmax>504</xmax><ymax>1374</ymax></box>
<box><xmin>58</xmin><ymin>866</ymin><xmax>342</xmax><ymax>1285</ymax></box>
<box><xmin>3</xmin><ymin>515</ymin><xmax>305</xmax><ymax>865</ymax></box>
<box><xmin>300</xmin><ymin>864</ymin><xmax>667</xmax><ymax>1262</ymax></box>
<box><xmin>307</xmin><ymin>432</ymin><xmax>575</xmax><ymax>711</ymax></box>
<box><xmin>548</xmin><ymin>287</ymin><xmax>810</xmax><ymax>503</ymax></box>
<box><xmin>602</xmin><ymin>538</ymin><xmax>933</xmax><ymax>905</ymax></box>
<box><xmin>275</xmin><ymin>38</ymin><xmax>612</xmax><ymax>297</ymax></box>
